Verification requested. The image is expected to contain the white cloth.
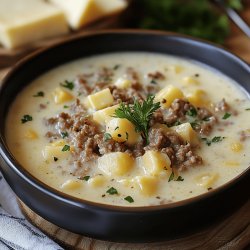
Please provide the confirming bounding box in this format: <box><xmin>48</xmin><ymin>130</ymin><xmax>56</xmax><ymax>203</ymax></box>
<box><xmin>0</xmin><ymin>172</ymin><xmax>63</xmax><ymax>250</ymax></box>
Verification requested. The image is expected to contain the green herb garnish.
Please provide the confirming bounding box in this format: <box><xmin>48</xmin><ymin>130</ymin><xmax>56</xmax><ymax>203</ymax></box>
<box><xmin>202</xmin><ymin>136</ymin><xmax>225</xmax><ymax>146</ymax></box>
<box><xmin>106</xmin><ymin>187</ymin><xmax>118</xmax><ymax>195</ymax></box>
<box><xmin>222</xmin><ymin>112</ymin><xmax>231</xmax><ymax>119</ymax></box>
<box><xmin>168</xmin><ymin>171</ymin><xmax>175</xmax><ymax>182</ymax></box>
<box><xmin>245</xmin><ymin>108</ymin><xmax>250</xmax><ymax>111</ymax></box>
<box><xmin>61</xmin><ymin>132</ymin><xmax>68</xmax><ymax>139</ymax></box>
<box><xmin>63</xmin><ymin>105</ymin><xmax>69</xmax><ymax>109</ymax></box>
<box><xmin>168</xmin><ymin>171</ymin><xmax>184</xmax><ymax>182</ymax></box>
<box><xmin>176</xmin><ymin>176</ymin><xmax>184</xmax><ymax>181</ymax></box>
<box><xmin>60</xmin><ymin>80</ymin><xmax>74</xmax><ymax>90</ymax></box>
<box><xmin>114</xmin><ymin>95</ymin><xmax>160</xmax><ymax>144</ymax></box>
<box><xmin>186</xmin><ymin>107</ymin><xmax>197</xmax><ymax>117</ymax></box>
<box><xmin>21</xmin><ymin>115</ymin><xmax>33</xmax><ymax>123</ymax></box>
<box><xmin>124</xmin><ymin>196</ymin><xmax>134</xmax><ymax>203</ymax></box>
<box><xmin>104</xmin><ymin>133</ymin><xmax>112</xmax><ymax>141</ymax></box>
<box><xmin>150</xmin><ymin>79</ymin><xmax>158</xmax><ymax>84</ymax></box>
<box><xmin>33</xmin><ymin>91</ymin><xmax>44</xmax><ymax>97</ymax></box>
<box><xmin>80</xmin><ymin>176</ymin><xmax>90</xmax><ymax>181</ymax></box>
<box><xmin>62</xmin><ymin>145</ymin><xmax>70</xmax><ymax>151</ymax></box>
<box><xmin>113</xmin><ymin>64</ymin><xmax>121</xmax><ymax>70</ymax></box>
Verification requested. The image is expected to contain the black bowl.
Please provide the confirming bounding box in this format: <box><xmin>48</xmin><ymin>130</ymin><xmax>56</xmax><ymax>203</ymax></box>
<box><xmin>0</xmin><ymin>30</ymin><xmax>249</xmax><ymax>242</ymax></box>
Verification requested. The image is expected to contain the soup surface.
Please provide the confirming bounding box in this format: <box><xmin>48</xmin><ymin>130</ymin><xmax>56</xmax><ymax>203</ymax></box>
<box><xmin>6</xmin><ymin>52</ymin><xmax>250</xmax><ymax>206</ymax></box>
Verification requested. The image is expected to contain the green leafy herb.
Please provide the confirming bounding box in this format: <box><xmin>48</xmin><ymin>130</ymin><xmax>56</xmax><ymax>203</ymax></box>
<box><xmin>80</xmin><ymin>176</ymin><xmax>90</xmax><ymax>181</ymax></box>
<box><xmin>245</xmin><ymin>108</ymin><xmax>250</xmax><ymax>111</ymax></box>
<box><xmin>21</xmin><ymin>115</ymin><xmax>33</xmax><ymax>123</ymax></box>
<box><xmin>113</xmin><ymin>64</ymin><xmax>121</xmax><ymax>70</ymax></box>
<box><xmin>60</xmin><ymin>80</ymin><xmax>74</xmax><ymax>90</ymax></box>
<box><xmin>186</xmin><ymin>107</ymin><xmax>197</xmax><ymax>117</ymax></box>
<box><xmin>62</xmin><ymin>145</ymin><xmax>70</xmax><ymax>151</ymax></box>
<box><xmin>104</xmin><ymin>133</ymin><xmax>112</xmax><ymax>141</ymax></box>
<box><xmin>176</xmin><ymin>176</ymin><xmax>184</xmax><ymax>181</ymax></box>
<box><xmin>203</xmin><ymin>117</ymin><xmax>211</xmax><ymax>122</ymax></box>
<box><xmin>168</xmin><ymin>171</ymin><xmax>175</xmax><ymax>182</ymax></box>
<box><xmin>124</xmin><ymin>196</ymin><xmax>134</xmax><ymax>203</ymax></box>
<box><xmin>222</xmin><ymin>112</ymin><xmax>231</xmax><ymax>119</ymax></box>
<box><xmin>61</xmin><ymin>132</ymin><xmax>68</xmax><ymax>139</ymax></box>
<box><xmin>150</xmin><ymin>79</ymin><xmax>158</xmax><ymax>84</ymax></box>
<box><xmin>202</xmin><ymin>136</ymin><xmax>225</xmax><ymax>146</ymax></box>
<box><xmin>106</xmin><ymin>187</ymin><xmax>118</xmax><ymax>195</ymax></box>
<box><xmin>114</xmin><ymin>95</ymin><xmax>160</xmax><ymax>144</ymax></box>
<box><xmin>33</xmin><ymin>91</ymin><xmax>44</xmax><ymax>97</ymax></box>
<box><xmin>115</xmin><ymin>126</ymin><xmax>119</xmax><ymax>130</ymax></box>
<box><xmin>190</xmin><ymin>121</ymin><xmax>200</xmax><ymax>130</ymax></box>
<box><xmin>63</xmin><ymin>105</ymin><xmax>69</xmax><ymax>109</ymax></box>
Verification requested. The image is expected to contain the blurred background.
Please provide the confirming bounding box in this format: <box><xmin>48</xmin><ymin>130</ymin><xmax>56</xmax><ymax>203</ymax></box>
<box><xmin>0</xmin><ymin>0</ymin><xmax>249</xmax><ymax>70</ymax></box>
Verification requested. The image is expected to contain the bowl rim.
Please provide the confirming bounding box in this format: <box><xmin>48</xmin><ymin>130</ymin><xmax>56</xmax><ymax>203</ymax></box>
<box><xmin>0</xmin><ymin>29</ymin><xmax>249</xmax><ymax>212</ymax></box>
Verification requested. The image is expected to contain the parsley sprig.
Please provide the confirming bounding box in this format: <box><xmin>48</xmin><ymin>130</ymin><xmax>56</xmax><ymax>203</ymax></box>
<box><xmin>60</xmin><ymin>80</ymin><xmax>74</xmax><ymax>90</ymax></box>
<box><xmin>114</xmin><ymin>95</ymin><xmax>160</xmax><ymax>144</ymax></box>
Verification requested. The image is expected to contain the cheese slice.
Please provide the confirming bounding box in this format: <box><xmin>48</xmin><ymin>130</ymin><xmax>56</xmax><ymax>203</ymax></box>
<box><xmin>0</xmin><ymin>0</ymin><xmax>69</xmax><ymax>49</ymax></box>
<box><xmin>49</xmin><ymin>0</ymin><xmax>127</xmax><ymax>29</ymax></box>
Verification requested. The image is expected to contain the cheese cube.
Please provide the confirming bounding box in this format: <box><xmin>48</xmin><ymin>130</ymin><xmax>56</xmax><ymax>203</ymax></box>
<box><xmin>88</xmin><ymin>175</ymin><xmax>106</xmax><ymax>187</ymax></box>
<box><xmin>186</xmin><ymin>89</ymin><xmax>209</xmax><ymax>107</ymax></box>
<box><xmin>0</xmin><ymin>0</ymin><xmax>68</xmax><ymax>49</ymax></box>
<box><xmin>93</xmin><ymin>105</ymin><xmax>119</xmax><ymax>125</ymax></box>
<box><xmin>134</xmin><ymin>176</ymin><xmax>158</xmax><ymax>196</ymax></box>
<box><xmin>170</xmin><ymin>65</ymin><xmax>184</xmax><ymax>74</ymax></box>
<box><xmin>87</xmin><ymin>88</ymin><xmax>114</xmax><ymax>110</ymax></box>
<box><xmin>182</xmin><ymin>76</ymin><xmax>200</xmax><ymax>85</ymax></box>
<box><xmin>49</xmin><ymin>0</ymin><xmax>127</xmax><ymax>29</ymax></box>
<box><xmin>53</xmin><ymin>88</ymin><xmax>74</xmax><ymax>104</ymax></box>
<box><xmin>171</xmin><ymin>123</ymin><xmax>199</xmax><ymax>146</ymax></box>
<box><xmin>142</xmin><ymin>150</ymin><xmax>171</xmax><ymax>176</ymax></box>
<box><xmin>114</xmin><ymin>78</ymin><xmax>132</xmax><ymax>89</ymax></box>
<box><xmin>195</xmin><ymin>173</ymin><xmax>219</xmax><ymax>188</ymax></box>
<box><xmin>155</xmin><ymin>85</ymin><xmax>184</xmax><ymax>108</ymax></box>
<box><xmin>98</xmin><ymin>152</ymin><xmax>134</xmax><ymax>176</ymax></box>
<box><xmin>61</xmin><ymin>180</ymin><xmax>82</xmax><ymax>190</ymax></box>
<box><xmin>106</xmin><ymin>118</ymin><xmax>140</xmax><ymax>145</ymax></box>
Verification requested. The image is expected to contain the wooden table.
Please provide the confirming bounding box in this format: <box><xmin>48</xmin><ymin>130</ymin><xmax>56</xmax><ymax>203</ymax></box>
<box><xmin>0</xmin><ymin>9</ymin><xmax>250</xmax><ymax>250</ymax></box>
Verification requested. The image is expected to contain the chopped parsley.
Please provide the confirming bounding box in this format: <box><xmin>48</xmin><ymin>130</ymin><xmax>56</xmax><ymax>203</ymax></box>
<box><xmin>124</xmin><ymin>196</ymin><xmax>134</xmax><ymax>203</ymax></box>
<box><xmin>61</xmin><ymin>131</ymin><xmax>68</xmax><ymax>139</ymax></box>
<box><xmin>222</xmin><ymin>112</ymin><xmax>231</xmax><ymax>119</ymax></box>
<box><xmin>114</xmin><ymin>95</ymin><xmax>160</xmax><ymax>144</ymax></box>
<box><xmin>21</xmin><ymin>115</ymin><xmax>33</xmax><ymax>123</ymax></box>
<box><xmin>60</xmin><ymin>80</ymin><xmax>74</xmax><ymax>90</ymax></box>
<box><xmin>80</xmin><ymin>176</ymin><xmax>90</xmax><ymax>181</ymax></box>
<box><xmin>33</xmin><ymin>91</ymin><xmax>44</xmax><ymax>97</ymax></box>
<box><xmin>168</xmin><ymin>171</ymin><xmax>184</xmax><ymax>182</ymax></box>
<box><xmin>190</xmin><ymin>121</ymin><xmax>200</xmax><ymax>130</ymax></box>
<box><xmin>106</xmin><ymin>187</ymin><xmax>118</xmax><ymax>195</ymax></box>
<box><xmin>150</xmin><ymin>79</ymin><xmax>158</xmax><ymax>84</ymax></box>
<box><xmin>62</xmin><ymin>145</ymin><xmax>70</xmax><ymax>151</ymax></box>
<box><xmin>113</xmin><ymin>64</ymin><xmax>121</xmax><ymax>70</ymax></box>
<box><xmin>186</xmin><ymin>107</ymin><xmax>197</xmax><ymax>117</ymax></box>
<box><xmin>104</xmin><ymin>133</ymin><xmax>112</xmax><ymax>141</ymax></box>
<box><xmin>202</xmin><ymin>136</ymin><xmax>225</xmax><ymax>146</ymax></box>
<box><xmin>245</xmin><ymin>108</ymin><xmax>250</xmax><ymax>111</ymax></box>
<box><xmin>63</xmin><ymin>105</ymin><xmax>69</xmax><ymax>109</ymax></box>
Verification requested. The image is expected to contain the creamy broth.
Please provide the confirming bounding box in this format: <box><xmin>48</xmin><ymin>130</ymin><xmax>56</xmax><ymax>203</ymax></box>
<box><xmin>6</xmin><ymin>52</ymin><xmax>250</xmax><ymax>206</ymax></box>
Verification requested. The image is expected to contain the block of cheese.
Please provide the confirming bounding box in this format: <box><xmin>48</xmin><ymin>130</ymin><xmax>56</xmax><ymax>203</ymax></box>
<box><xmin>49</xmin><ymin>0</ymin><xmax>127</xmax><ymax>29</ymax></box>
<box><xmin>0</xmin><ymin>0</ymin><xmax>69</xmax><ymax>49</ymax></box>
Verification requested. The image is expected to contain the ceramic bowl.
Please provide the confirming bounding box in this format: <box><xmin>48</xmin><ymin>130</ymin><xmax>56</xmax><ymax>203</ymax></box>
<box><xmin>0</xmin><ymin>30</ymin><xmax>249</xmax><ymax>242</ymax></box>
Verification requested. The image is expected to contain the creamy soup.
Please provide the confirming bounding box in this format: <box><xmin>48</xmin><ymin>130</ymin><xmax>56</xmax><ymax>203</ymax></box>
<box><xmin>6</xmin><ymin>52</ymin><xmax>250</xmax><ymax>206</ymax></box>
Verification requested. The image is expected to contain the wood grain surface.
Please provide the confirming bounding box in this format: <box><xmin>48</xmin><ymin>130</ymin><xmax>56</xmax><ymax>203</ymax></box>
<box><xmin>0</xmin><ymin>4</ymin><xmax>250</xmax><ymax>250</ymax></box>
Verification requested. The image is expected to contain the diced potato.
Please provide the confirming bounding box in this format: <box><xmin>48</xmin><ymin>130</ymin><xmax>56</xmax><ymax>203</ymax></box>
<box><xmin>171</xmin><ymin>123</ymin><xmax>199</xmax><ymax>146</ymax></box>
<box><xmin>182</xmin><ymin>76</ymin><xmax>200</xmax><ymax>85</ymax></box>
<box><xmin>142</xmin><ymin>150</ymin><xmax>171</xmax><ymax>176</ymax></box>
<box><xmin>53</xmin><ymin>87</ymin><xmax>74</xmax><ymax>104</ymax></box>
<box><xmin>106</xmin><ymin>118</ymin><xmax>140</xmax><ymax>145</ymax></box>
<box><xmin>114</xmin><ymin>78</ymin><xmax>132</xmax><ymax>89</ymax></box>
<box><xmin>24</xmin><ymin>129</ymin><xmax>38</xmax><ymax>139</ymax></box>
<box><xmin>224</xmin><ymin>161</ymin><xmax>240</xmax><ymax>167</ymax></box>
<box><xmin>195</xmin><ymin>173</ymin><xmax>219</xmax><ymax>188</ymax></box>
<box><xmin>170</xmin><ymin>65</ymin><xmax>184</xmax><ymax>74</ymax></box>
<box><xmin>155</xmin><ymin>85</ymin><xmax>184</xmax><ymax>108</ymax></box>
<box><xmin>231</xmin><ymin>142</ymin><xmax>243</xmax><ymax>152</ymax></box>
<box><xmin>61</xmin><ymin>179</ymin><xmax>82</xmax><ymax>190</ymax></box>
<box><xmin>93</xmin><ymin>105</ymin><xmax>119</xmax><ymax>125</ymax></box>
<box><xmin>186</xmin><ymin>89</ymin><xmax>209</xmax><ymax>107</ymax></box>
<box><xmin>43</xmin><ymin>140</ymin><xmax>71</xmax><ymax>162</ymax></box>
<box><xmin>98</xmin><ymin>152</ymin><xmax>134</xmax><ymax>176</ymax></box>
<box><xmin>88</xmin><ymin>175</ymin><xmax>106</xmax><ymax>187</ymax></box>
<box><xmin>87</xmin><ymin>88</ymin><xmax>114</xmax><ymax>110</ymax></box>
<box><xmin>134</xmin><ymin>176</ymin><xmax>158</xmax><ymax>196</ymax></box>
